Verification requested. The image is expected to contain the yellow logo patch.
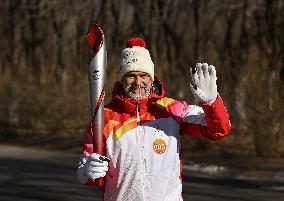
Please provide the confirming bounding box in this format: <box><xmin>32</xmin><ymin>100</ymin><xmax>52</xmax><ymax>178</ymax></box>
<box><xmin>152</xmin><ymin>139</ymin><xmax>167</xmax><ymax>154</ymax></box>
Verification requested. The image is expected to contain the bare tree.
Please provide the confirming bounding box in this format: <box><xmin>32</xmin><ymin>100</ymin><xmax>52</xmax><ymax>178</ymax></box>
<box><xmin>0</xmin><ymin>0</ymin><xmax>283</xmax><ymax>156</ymax></box>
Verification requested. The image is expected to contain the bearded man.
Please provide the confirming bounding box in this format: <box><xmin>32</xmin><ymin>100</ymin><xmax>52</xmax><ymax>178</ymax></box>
<box><xmin>77</xmin><ymin>37</ymin><xmax>231</xmax><ymax>201</ymax></box>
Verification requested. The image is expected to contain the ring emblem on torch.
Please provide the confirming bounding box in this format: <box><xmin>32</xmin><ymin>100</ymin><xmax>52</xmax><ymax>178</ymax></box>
<box><xmin>92</xmin><ymin>69</ymin><xmax>100</xmax><ymax>80</ymax></box>
<box><xmin>152</xmin><ymin>139</ymin><xmax>167</xmax><ymax>154</ymax></box>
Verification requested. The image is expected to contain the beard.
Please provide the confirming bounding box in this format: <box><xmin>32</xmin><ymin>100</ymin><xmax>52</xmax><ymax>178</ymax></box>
<box><xmin>123</xmin><ymin>83</ymin><xmax>151</xmax><ymax>100</ymax></box>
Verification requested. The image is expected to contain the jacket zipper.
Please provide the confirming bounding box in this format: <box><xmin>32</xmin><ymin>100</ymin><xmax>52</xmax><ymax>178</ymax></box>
<box><xmin>136</xmin><ymin>102</ymin><xmax>140</xmax><ymax>125</ymax></box>
<box><xmin>136</xmin><ymin>102</ymin><xmax>149</xmax><ymax>200</ymax></box>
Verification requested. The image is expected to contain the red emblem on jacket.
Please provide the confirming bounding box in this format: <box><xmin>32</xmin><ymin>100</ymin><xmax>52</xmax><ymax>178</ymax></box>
<box><xmin>153</xmin><ymin>139</ymin><xmax>167</xmax><ymax>154</ymax></box>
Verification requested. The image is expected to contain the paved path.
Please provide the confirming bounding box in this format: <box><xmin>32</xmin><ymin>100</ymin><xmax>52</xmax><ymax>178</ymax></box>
<box><xmin>0</xmin><ymin>145</ymin><xmax>283</xmax><ymax>201</ymax></box>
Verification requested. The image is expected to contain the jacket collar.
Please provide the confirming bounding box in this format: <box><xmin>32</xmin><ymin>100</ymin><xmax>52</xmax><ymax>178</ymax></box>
<box><xmin>108</xmin><ymin>76</ymin><xmax>165</xmax><ymax>114</ymax></box>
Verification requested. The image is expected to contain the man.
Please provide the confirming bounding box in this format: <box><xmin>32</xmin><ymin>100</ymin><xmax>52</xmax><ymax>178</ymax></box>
<box><xmin>77</xmin><ymin>37</ymin><xmax>231</xmax><ymax>201</ymax></box>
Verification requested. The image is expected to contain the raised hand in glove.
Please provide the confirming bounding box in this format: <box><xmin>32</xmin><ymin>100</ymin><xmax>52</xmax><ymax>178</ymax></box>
<box><xmin>190</xmin><ymin>63</ymin><xmax>218</xmax><ymax>104</ymax></box>
<box><xmin>77</xmin><ymin>153</ymin><xmax>110</xmax><ymax>184</ymax></box>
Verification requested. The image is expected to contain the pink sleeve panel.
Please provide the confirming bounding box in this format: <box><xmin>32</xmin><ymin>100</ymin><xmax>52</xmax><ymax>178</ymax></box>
<box><xmin>180</xmin><ymin>96</ymin><xmax>231</xmax><ymax>141</ymax></box>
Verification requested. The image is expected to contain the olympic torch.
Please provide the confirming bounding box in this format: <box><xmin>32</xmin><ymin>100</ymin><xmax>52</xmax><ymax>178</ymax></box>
<box><xmin>86</xmin><ymin>23</ymin><xmax>107</xmax><ymax>186</ymax></box>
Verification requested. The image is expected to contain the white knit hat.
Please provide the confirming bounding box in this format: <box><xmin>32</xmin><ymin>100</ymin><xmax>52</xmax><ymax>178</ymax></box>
<box><xmin>118</xmin><ymin>37</ymin><xmax>154</xmax><ymax>81</ymax></box>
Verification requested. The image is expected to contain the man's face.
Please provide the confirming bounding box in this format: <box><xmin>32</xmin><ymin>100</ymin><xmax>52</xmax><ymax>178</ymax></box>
<box><xmin>121</xmin><ymin>71</ymin><xmax>152</xmax><ymax>100</ymax></box>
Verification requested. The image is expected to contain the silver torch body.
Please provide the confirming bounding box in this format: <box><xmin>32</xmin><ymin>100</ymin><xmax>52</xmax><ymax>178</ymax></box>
<box><xmin>86</xmin><ymin>23</ymin><xmax>107</xmax><ymax>185</ymax></box>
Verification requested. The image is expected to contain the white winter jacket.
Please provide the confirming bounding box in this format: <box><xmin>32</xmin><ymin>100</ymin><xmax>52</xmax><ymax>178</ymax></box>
<box><xmin>77</xmin><ymin>78</ymin><xmax>231</xmax><ymax>201</ymax></box>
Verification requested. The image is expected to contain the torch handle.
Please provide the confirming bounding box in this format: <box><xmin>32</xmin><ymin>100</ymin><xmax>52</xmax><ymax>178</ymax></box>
<box><xmin>91</xmin><ymin>88</ymin><xmax>105</xmax><ymax>151</ymax></box>
<box><xmin>91</xmin><ymin>89</ymin><xmax>105</xmax><ymax>186</ymax></box>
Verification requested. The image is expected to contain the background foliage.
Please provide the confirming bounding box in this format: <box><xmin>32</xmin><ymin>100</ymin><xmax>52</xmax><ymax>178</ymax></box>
<box><xmin>0</xmin><ymin>0</ymin><xmax>283</xmax><ymax>156</ymax></box>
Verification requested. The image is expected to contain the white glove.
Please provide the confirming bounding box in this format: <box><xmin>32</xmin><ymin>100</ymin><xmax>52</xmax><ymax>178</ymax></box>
<box><xmin>190</xmin><ymin>63</ymin><xmax>218</xmax><ymax>103</ymax></box>
<box><xmin>77</xmin><ymin>153</ymin><xmax>109</xmax><ymax>184</ymax></box>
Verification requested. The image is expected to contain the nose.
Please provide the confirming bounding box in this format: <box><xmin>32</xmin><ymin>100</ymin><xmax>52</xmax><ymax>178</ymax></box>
<box><xmin>134</xmin><ymin>76</ymin><xmax>143</xmax><ymax>85</ymax></box>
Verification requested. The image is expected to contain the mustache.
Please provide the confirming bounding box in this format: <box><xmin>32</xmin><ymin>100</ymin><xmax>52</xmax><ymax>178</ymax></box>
<box><xmin>126</xmin><ymin>83</ymin><xmax>148</xmax><ymax>90</ymax></box>
<box><xmin>123</xmin><ymin>83</ymin><xmax>151</xmax><ymax>100</ymax></box>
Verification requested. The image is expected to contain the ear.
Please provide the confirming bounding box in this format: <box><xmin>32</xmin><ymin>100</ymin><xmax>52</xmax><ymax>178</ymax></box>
<box><xmin>119</xmin><ymin>76</ymin><xmax>128</xmax><ymax>89</ymax></box>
